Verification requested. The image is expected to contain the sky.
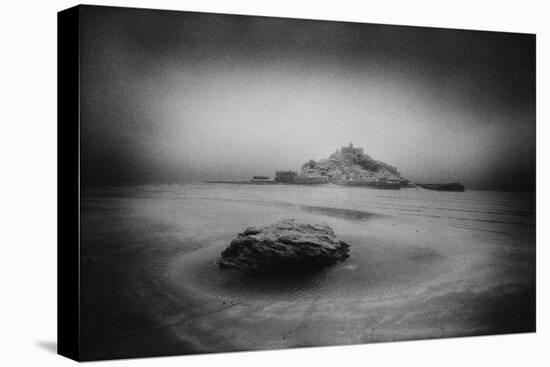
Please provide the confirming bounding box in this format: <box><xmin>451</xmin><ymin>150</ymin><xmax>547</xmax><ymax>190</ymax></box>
<box><xmin>79</xmin><ymin>6</ymin><xmax>535</xmax><ymax>191</ymax></box>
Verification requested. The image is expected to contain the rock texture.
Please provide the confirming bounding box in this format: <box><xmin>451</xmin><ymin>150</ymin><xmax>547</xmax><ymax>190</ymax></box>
<box><xmin>300</xmin><ymin>144</ymin><xmax>408</xmax><ymax>184</ymax></box>
<box><xmin>219</xmin><ymin>219</ymin><xmax>350</xmax><ymax>273</ymax></box>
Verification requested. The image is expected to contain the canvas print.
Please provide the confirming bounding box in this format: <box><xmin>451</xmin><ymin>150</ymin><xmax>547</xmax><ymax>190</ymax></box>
<box><xmin>60</xmin><ymin>5</ymin><xmax>535</xmax><ymax>361</ymax></box>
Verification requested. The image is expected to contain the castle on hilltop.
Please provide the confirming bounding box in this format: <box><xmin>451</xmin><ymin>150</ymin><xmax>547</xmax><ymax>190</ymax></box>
<box><xmin>336</xmin><ymin>143</ymin><xmax>364</xmax><ymax>157</ymax></box>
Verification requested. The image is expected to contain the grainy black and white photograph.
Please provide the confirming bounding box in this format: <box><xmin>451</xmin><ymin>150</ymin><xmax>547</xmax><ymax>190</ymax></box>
<box><xmin>77</xmin><ymin>5</ymin><xmax>535</xmax><ymax>361</ymax></box>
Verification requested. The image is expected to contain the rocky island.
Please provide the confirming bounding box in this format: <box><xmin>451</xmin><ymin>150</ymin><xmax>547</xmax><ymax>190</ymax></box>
<box><xmin>300</xmin><ymin>143</ymin><xmax>410</xmax><ymax>188</ymax></box>
<box><xmin>208</xmin><ymin>143</ymin><xmax>466</xmax><ymax>191</ymax></box>
<box><xmin>219</xmin><ymin>219</ymin><xmax>350</xmax><ymax>273</ymax></box>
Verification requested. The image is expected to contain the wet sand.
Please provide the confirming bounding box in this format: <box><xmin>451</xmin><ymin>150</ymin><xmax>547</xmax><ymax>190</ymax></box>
<box><xmin>79</xmin><ymin>184</ymin><xmax>535</xmax><ymax>360</ymax></box>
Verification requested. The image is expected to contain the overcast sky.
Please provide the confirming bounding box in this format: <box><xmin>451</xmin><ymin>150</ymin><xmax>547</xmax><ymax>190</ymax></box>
<box><xmin>79</xmin><ymin>6</ymin><xmax>535</xmax><ymax>191</ymax></box>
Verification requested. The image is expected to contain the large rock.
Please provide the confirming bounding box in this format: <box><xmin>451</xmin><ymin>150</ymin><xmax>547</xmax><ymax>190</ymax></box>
<box><xmin>219</xmin><ymin>219</ymin><xmax>350</xmax><ymax>273</ymax></box>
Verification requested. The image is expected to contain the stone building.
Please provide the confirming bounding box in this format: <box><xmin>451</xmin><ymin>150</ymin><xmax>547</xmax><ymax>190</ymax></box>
<box><xmin>275</xmin><ymin>170</ymin><xmax>298</xmax><ymax>183</ymax></box>
<box><xmin>340</xmin><ymin>143</ymin><xmax>364</xmax><ymax>157</ymax></box>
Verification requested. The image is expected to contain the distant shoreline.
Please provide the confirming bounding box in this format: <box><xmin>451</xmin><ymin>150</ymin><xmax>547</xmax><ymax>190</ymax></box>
<box><xmin>205</xmin><ymin>180</ymin><xmax>322</xmax><ymax>185</ymax></box>
<box><xmin>79</xmin><ymin>182</ymin><xmax>535</xmax><ymax>193</ymax></box>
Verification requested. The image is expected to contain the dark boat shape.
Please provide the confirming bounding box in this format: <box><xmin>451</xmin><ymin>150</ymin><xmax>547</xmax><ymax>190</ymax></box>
<box><xmin>417</xmin><ymin>182</ymin><xmax>465</xmax><ymax>192</ymax></box>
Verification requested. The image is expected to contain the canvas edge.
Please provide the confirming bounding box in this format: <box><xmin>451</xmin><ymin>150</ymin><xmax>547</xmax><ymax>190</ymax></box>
<box><xmin>57</xmin><ymin>4</ymin><xmax>81</xmax><ymax>362</ymax></box>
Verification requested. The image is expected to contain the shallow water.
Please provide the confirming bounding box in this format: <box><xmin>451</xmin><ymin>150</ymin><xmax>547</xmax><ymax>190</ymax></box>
<box><xmin>80</xmin><ymin>183</ymin><xmax>535</xmax><ymax>360</ymax></box>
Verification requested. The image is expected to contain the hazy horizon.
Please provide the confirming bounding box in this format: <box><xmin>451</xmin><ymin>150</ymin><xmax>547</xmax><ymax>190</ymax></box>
<box><xmin>79</xmin><ymin>6</ymin><xmax>535</xmax><ymax>191</ymax></box>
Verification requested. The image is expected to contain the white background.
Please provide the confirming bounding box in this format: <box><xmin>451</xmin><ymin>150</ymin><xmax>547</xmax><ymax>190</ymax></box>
<box><xmin>0</xmin><ymin>0</ymin><xmax>548</xmax><ymax>365</ymax></box>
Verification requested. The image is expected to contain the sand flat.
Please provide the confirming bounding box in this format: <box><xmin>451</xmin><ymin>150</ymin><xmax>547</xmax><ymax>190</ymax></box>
<box><xmin>79</xmin><ymin>184</ymin><xmax>535</xmax><ymax>360</ymax></box>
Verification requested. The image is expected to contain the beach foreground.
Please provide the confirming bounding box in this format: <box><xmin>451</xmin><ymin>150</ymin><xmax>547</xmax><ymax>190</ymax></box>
<box><xmin>80</xmin><ymin>183</ymin><xmax>535</xmax><ymax>360</ymax></box>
